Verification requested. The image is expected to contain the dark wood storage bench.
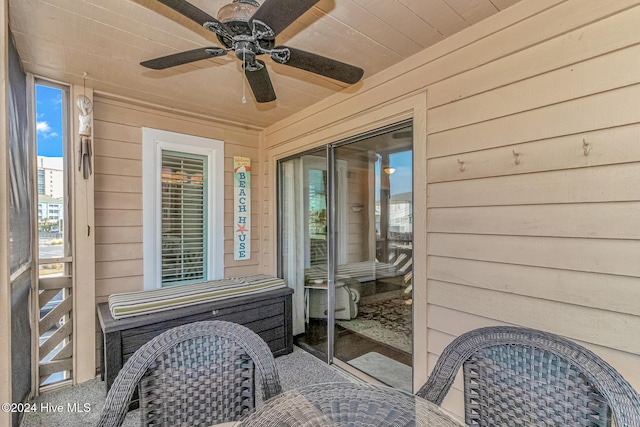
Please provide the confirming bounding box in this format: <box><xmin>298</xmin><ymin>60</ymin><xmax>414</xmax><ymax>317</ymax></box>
<box><xmin>97</xmin><ymin>286</ymin><xmax>293</xmax><ymax>404</ymax></box>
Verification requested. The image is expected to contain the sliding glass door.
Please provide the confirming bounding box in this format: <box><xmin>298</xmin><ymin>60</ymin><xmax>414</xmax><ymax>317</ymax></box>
<box><xmin>333</xmin><ymin>130</ymin><xmax>413</xmax><ymax>390</ymax></box>
<box><xmin>279</xmin><ymin>122</ymin><xmax>413</xmax><ymax>389</ymax></box>
<box><xmin>279</xmin><ymin>149</ymin><xmax>330</xmax><ymax>360</ymax></box>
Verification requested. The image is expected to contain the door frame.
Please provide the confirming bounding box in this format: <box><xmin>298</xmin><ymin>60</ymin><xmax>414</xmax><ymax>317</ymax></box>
<box><xmin>270</xmin><ymin>93</ymin><xmax>428</xmax><ymax>391</ymax></box>
<box><xmin>277</xmin><ymin>119</ymin><xmax>415</xmax><ymax>367</ymax></box>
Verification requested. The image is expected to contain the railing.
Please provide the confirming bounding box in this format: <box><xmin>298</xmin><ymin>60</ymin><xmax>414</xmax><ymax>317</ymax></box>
<box><xmin>38</xmin><ymin>258</ymin><xmax>72</xmax><ymax>388</ymax></box>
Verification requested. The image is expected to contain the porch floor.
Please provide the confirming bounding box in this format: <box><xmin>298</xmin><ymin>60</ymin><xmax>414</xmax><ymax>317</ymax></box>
<box><xmin>22</xmin><ymin>346</ymin><xmax>353</xmax><ymax>427</ymax></box>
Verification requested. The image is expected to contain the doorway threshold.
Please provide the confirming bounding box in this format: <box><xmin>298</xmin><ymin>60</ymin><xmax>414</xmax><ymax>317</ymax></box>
<box><xmin>295</xmin><ymin>337</ymin><xmax>413</xmax><ymax>393</ymax></box>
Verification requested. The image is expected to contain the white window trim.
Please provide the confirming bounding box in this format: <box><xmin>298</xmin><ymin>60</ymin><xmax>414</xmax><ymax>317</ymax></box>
<box><xmin>142</xmin><ymin>128</ymin><xmax>224</xmax><ymax>290</ymax></box>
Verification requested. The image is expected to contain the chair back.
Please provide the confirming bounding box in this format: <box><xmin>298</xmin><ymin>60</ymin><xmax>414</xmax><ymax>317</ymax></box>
<box><xmin>96</xmin><ymin>320</ymin><xmax>282</xmax><ymax>427</ymax></box>
<box><xmin>416</xmin><ymin>326</ymin><xmax>640</xmax><ymax>427</ymax></box>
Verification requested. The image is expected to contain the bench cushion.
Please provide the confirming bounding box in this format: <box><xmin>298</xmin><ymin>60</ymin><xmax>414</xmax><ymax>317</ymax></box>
<box><xmin>305</xmin><ymin>261</ymin><xmax>398</xmax><ymax>284</ymax></box>
<box><xmin>108</xmin><ymin>275</ymin><xmax>286</xmax><ymax>319</ymax></box>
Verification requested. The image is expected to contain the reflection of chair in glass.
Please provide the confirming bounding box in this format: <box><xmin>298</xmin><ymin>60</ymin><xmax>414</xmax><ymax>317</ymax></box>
<box><xmin>307</xmin><ymin>241</ymin><xmax>409</xmax><ymax>284</ymax></box>
<box><xmin>309</xmin><ymin>238</ymin><xmax>327</xmax><ymax>265</ymax></box>
<box><xmin>392</xmin><ymin>246</ymin><xmax>414</xmax><ymax>305</ymax></box>
<box><xmin>305</xmin><ymin>280</ymin><xmax>360</xmax><ymax>321</ymax></box>
<box><xmin>305</xmin><ymin>239</ymin><xmax>413</xmax><ymax>319</ymax></box>
<box><xmin>417</xmin><ymin>326</ymin><xmax>640</xmax><ymax>427</ymax></box>
<box><xmin>96</xmin><ymin>321</ymin><xmax>282</xmax><ymax>427</ymax></box>
<box><xmin>306</xmin><ymin>239</ymin><xmax>358</xmax><ymax>320</ymax></box>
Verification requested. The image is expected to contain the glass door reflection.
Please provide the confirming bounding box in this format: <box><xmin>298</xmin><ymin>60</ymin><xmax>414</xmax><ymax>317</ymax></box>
<box><xmin>332</xmin><ymin>127</ymin><xmax>413</xmax><ymax>391</ymax></box>
<box><xmin>279</xmin><ymin>123</ymin><xmax>413</xmax><ymax>389</ymax></box>
<box><xmin>280</xmin><ymin>150</ymin><xmax>331</xmax><ymax>361</ymax></box>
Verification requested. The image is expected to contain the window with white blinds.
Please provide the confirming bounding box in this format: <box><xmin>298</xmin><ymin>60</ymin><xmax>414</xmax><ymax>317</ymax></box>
<box><xmin>160</xmin><ymin>150</ymin><xmax>207</xmax><ymax>286</ymax></box>
<box><xmin>143</xmin><ymin>128</ymin><xmax>224</xmax><ymax>290</ymax></box>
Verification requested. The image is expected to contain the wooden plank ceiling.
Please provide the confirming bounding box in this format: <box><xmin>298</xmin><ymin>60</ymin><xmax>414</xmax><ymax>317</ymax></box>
<box><xmin>8</xmin><ymin>0</ymin><xmax>521</xmax><ymax>128</ymax></box>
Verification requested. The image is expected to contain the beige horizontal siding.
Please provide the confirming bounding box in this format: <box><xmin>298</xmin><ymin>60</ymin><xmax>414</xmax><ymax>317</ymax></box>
<box><xmin>428</xmin><ymin>233</ymin><xmax>640</xmax><ymax>277</ymax></box>
<box><xmin>428</xmin><ymin>163</ymin><xmax>640</xmax><ymax>207</ymax></box>
<box><xmin>264</xmin><ymin>0</ymin><xmax>634</xmax><ymax>143</ymax></box>
<box><xmin>93</xmin><ymin>96</ymin><xmax>262</xmax><ymax>302</ymax></box>
<box><xmin>94</xmin><ymin>192</ymin><xmax>142</xmax><ymax>210</ymax></box>
<box><xmin>428</xmin><ymin>256</ymin><xmax>640</xmax><ymax>317</ymax></box>
<box><xmin>422</xmin><ymin>2</ymin><xmax>640</xmax><ymax>412</ymax></box>
<box><xmin>94</xmin><ymin>175</ymin><xmax>142</xmax><ymax>193</ymax></box>
<box><xmin>260</xmin><ymin>0</ymin><xmax>640</xmax><ymax>412</ymax></box>
<box><xmin>93</xmin><ymin>138</ymin><xmax>142</xmax><ymax>160</ymax></box>
<box><xmin>429</xmin><ymin>280</ymin><xmax>640</xmax><ymax>354</ymax></box>
<box><xmin>428</xmin><ymin>202</ymin><xmax>640</xmax><ymax>239</ymax></box>
<box><xmin>429</xmin><ymin>83</ymin><xmax>640</xmax><ymax>158</ymax></box>
<box><xmin>427</xmin><ymin>8</ymin><xmax>640</xmax><ymax>112</ymax></box>
<box><xmin>94</xmin><ymin>226</ymin><xmax>142</xmax><ymax>244</ymax></box>
<box><xmin>427</xmin><ymin>124</ymin><xmax>640</xmax><ymax>183</ymax></box>
<box><xmin>95</xmin><ymin>243</ymin><xmax>143</xmax><ymax>262</ymax></box>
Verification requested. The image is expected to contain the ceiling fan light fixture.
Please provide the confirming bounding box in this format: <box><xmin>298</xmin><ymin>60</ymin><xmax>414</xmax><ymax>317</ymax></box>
<box><xmin>383</xmin><ymin>167</ymin><xmax>396</xmax><ymax>175</ymax></box>
<box><xmin>217</xmin><ymin>0</ymin><xmax>259</xmax><ymax>24</ymax></box>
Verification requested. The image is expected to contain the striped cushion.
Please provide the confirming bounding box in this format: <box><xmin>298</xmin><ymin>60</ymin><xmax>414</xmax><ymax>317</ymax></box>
<box><xmin>305</xmin><ymin>261</ymin><xmax>398</xmax><ymax>284</ymax></box>
<box><xmin>108</xmin><ymin>275</ymin><xmax>286</xmax><ymax>320</ymax></box>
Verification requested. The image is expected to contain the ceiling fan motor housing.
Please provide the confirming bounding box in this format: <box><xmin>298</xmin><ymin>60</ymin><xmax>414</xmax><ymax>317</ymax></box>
<box><xmin>235</xmin><ymin>40</ymin><xmax>257</xmax><ymax>64</ymax></box>
<box><xmin>142</xmin><ymin>0</ymin><xmax>363</xmax><ymax>103</ymax></box>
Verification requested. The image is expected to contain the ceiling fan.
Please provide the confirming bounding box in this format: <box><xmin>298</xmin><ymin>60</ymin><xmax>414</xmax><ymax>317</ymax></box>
<box><xmin>141</xmin><ymin>0</ymin><xmax>365</xmax><ymax>103</ymax></box>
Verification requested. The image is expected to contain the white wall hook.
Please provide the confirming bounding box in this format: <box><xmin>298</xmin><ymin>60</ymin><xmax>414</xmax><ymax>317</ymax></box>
<box><xmin>457</xmin><ymin>159</ymin><xmax>466</xmax><ymax>172</ymax></box>
<box><xmin>583</xmin><ymin>139</ymin><xmax>593</xmax><ymax>156</ymax></box>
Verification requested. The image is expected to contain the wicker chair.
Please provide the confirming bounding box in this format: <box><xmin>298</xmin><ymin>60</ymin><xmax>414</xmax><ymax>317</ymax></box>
<box><xmin>96</xmin><ymin>320</ymin><xmax>282</xmax><ymax>427</ymax></box>
<box><xmin>416</xmin><ymin>326</ymin><xmax>640</xmax><ymax>427</ymax></box>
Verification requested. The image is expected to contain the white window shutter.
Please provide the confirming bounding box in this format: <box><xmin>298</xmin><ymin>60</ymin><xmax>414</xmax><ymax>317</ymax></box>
<box><xmin>160</xmin><ymin>150</ymin><xmax>207</xmax><ymax>286</ymax></box>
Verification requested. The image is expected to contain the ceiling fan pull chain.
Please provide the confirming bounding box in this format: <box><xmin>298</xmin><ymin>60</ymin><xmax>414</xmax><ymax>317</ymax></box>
<box><xmin>242</xmin><ymin>49</ymin><xmax>247</xmax><ymax>104</ymax></box>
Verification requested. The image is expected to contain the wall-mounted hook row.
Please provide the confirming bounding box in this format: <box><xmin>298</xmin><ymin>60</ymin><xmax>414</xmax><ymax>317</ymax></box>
<box><xmin>512</xmin><ymin>150</ymin><xmax>522</xmax><ymax>165</ymax></box>
<box><xmin>453</xmin><ymin>140</ymin><xmax>594</xmax><ymax>175</ymax></box>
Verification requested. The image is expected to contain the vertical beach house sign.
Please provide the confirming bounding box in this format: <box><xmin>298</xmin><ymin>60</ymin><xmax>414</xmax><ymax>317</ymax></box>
<box><xmin>234</xmin><ymin>156</ymin><xmax>251</xmax><ymax>260</ymax></box>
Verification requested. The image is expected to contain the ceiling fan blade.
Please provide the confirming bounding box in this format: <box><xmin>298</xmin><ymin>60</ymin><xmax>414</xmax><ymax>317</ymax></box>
<box><xmin>250</xmin><ymin>0</ymin><xmax>319</xmax><ymax>37</ymax></box>
<box><xmin>157</xmin><ymin>0</ymin><xmax>231</xmax><ymax>38</ymax></box>
<box><xmin>272</xmin><ymin>46</ymin><xmax>364</xmax><ymax>84</ymax></box>
<box><xmin>141</xmin><ymin>47</ymin><xmax>227</xmax><ymax>70</ymax></box>
<box><xmin>393</xmin><ymin>131</ymin><xmax>413</xmax><ymax>139</ymax></box>
<box><xmin>245</xmin><ymin>60</ymin><xmax>276</xmax><ymax>103</ymax></box>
